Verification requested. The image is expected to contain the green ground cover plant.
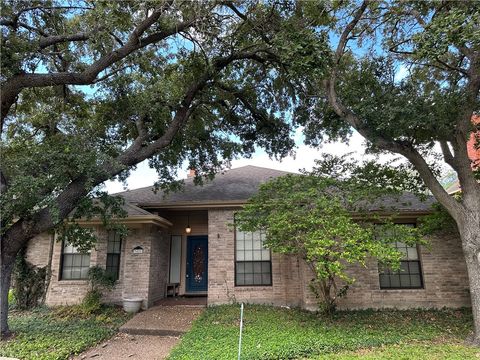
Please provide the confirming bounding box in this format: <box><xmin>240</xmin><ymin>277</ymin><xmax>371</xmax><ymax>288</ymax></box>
<box><xmin>0</xmin><ymin>305</ymin><xmax>130</xmax><ymax>360</ymax></box>
<box><xmin>168</xmin><ymin>304</ymin><xmax>477</xmax><ymax>360</ymax></box>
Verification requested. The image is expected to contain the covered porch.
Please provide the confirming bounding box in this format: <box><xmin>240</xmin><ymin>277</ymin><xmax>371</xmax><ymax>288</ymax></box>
<box><xmin>155</xmin><ymin>210</ymin><xmax>210</xmax><ymax>298</ymax></box>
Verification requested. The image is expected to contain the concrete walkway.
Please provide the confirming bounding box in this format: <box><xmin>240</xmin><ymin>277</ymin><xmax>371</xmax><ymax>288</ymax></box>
<box><xmin>74</xmin><ymin>304</ymin><xmax>205</xmax><ymax>359</ymax></box>
<box><xmin>119</xmin><ymin>304</ymin><xmax>205</xmax><ymax>336</ymax></box>
<box><xmin>73</xmin><ymin>333</ymin><xmax>180</xmax><ymax>360</ymax></box>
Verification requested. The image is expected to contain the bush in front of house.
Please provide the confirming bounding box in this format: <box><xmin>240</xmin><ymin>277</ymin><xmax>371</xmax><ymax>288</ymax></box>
<box><xmin>82</xmin><ymin>266</ymin><xmax>117</xmax><ymax>315</ymax></box>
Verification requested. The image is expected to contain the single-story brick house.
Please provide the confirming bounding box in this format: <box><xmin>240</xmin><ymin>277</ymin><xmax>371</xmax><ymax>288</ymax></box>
<box><xmin>26</xmin><ymin>165</ymin><xmax>471</xmax><ymax>310</ymax></box>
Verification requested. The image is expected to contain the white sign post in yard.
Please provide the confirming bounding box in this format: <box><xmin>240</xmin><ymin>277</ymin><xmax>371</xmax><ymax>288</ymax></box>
<box><xmin>238</xmin><ymin>303</ymin><xmax>244</xmax><ymax>360</ymax></box>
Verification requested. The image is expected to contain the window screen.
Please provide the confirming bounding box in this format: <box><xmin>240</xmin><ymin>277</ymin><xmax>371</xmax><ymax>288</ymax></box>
<box><xmin>106</xmin><ymin>231</ymin><xmax>122</xmax><ymax>280</ymax></box>
<box><xmin>61</xmin><ymin>242</ymin><xmax>90</xmax><ymax>280</ymax></box>
<box><xmin>235</xmin><ymin>229</ymin><xmax>272</xmax><ymax>286</ymax></box>
<box><xmin>378</xmin><ymin>224</ymin><xmax>423</xmax><ymax>289</ymax></box>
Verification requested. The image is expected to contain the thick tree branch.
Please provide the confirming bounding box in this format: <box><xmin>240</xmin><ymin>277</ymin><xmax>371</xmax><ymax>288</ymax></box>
<box><xmin>451</xmin><ymin>54</ymin><xmax>480</xmax><ymax>200</ymax></box>
<box><xmin>38</xmin><ymin>31</ymin><xmax>96</xmax><ymax>49</ymax></box>
<box><xmin>324</xmin><ymin>0</ymin><xmax>464</xmax><ymax>219</ymax></box>
<box><xmin>1</xmin><ymin>47</ymin><xmax>271</xmax><ymax>259</ymax></box>
<box><xmin>334</xmin><ymin>1</ymin><xmax>370</xmax><ymax>65</ymax></box>
<box><xmin>439</xmin><ymin>140</ymin><xmax>458</xmax><ymax>170</ymax></box>
<box><xmin>0</xmin><ymin>7</ymin><xmax>196</xmax><ymax>131</ymax></box>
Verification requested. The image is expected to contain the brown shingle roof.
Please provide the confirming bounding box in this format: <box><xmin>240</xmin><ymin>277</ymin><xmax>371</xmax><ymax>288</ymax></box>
<box><xmin>114</xmin><ymin>165</ymin><xmax>292</xmax><ymax>206</ymax></box>
<box><xmin>113</xmin><ymin>165</ymin><xmax>435</xmax><ymax>213</ymax></box>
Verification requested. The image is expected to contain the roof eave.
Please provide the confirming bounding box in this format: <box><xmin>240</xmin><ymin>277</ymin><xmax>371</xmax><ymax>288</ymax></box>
<box><xmin>138</xmin><ymin>199</ymin><xmax>247</xmax><ymax>209</ymax></box>
<box><xmin>74</xmin><ymin>215</ymin><xmax>172</xmax><ymax>228</ymax></box>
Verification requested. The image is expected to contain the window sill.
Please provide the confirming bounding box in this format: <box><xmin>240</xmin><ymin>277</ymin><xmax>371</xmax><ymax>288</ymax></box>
<box><xmin>234</xmin><ymin>285</ymin><xmax>273</xmax><ymax>289</ymax></box>
<box><xmin>57</xmin><ymin>280</ymin><xmax>89</xmax><ymax>285</ymax></box>
<box><xmin>377</xmin><ymin>288</ymin><xmax>424</xmax><ymax>292</ymax></box>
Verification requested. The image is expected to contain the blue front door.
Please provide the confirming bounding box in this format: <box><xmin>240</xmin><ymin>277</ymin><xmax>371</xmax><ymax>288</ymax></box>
<box><xmin>186</xmin><ymin>236</ymin><xmax>208</xmax><ymax>293</ymax></box>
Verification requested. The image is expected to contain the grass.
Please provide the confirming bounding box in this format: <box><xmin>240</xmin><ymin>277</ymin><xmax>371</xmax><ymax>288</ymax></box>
<box><xmin>168</xmin><ymin>304</ymin><xmax>479</xmax><ymax>360</ymax></box>
<box><xmin>313</xmin><ymin>343</ymin><xmax>479</xmax><ymax>359</ymax></box>
<box><xmin>0</xmin><ymin>305</ymin><xmax>131</xmax><ymax>360</ymax></box>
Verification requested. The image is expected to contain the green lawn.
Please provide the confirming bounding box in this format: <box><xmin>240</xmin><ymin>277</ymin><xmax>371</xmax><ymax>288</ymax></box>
<box><xmin>0</xmin><ymin>306</ymin><xmax>131</xmax><ymax>360</ymax></box>
<box><xmin>168</xmin><ymin>304</ymin><xmax>479</xmax><ymax>360</ymax></box>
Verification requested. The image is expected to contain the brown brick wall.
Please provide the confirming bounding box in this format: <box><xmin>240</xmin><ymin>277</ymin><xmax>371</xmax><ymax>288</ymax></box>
<box><xmin>207</xmin><ymin>209</ymin><xmax>471</xmax><ymax>310</ymax></box>
<box><xmin>25</xmin><ymin>209</ymin><xmax>471</xmax><ymax>311</ymax></box>
<box><xmin>27</xmin><ymin>223</ymin><xmax>169</xmax><ymax>309</ymax></box>
<box><xmin>207</xmin><ymin>209</ymin><xmax>302</xmax><ymax>307</ymax></box>
<box><xmin>335</xmin><ymin>231</ymin><xmax>471</xmax><ymax>309</ymax></box>
<box><xmin>148</xmin><ymin>228</ymin><xmax>170</xmax><ymax>305</ymax></box>
<box><xmin>25</xmin><ymin>232</ymin><xmax>53</xmax><ymax>268</ymax></box>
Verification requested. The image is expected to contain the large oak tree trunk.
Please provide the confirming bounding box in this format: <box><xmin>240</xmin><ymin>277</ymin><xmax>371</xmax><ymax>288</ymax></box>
<box><xmin>460</xmin><ymin>219</ymin><xmax>480</xmax><ymax>345</ymax></box>
<box><xmin>0</xmin><ymin>255</ymin><xmax>14</xmax><ymax>339</ymax></box>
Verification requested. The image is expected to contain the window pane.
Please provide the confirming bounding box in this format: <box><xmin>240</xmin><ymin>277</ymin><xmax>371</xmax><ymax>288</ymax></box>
<box><xmin>261</xmin><ymin>249</ymin><xmax>270</xmax><ymax>260</ymax></box>
<box><xmin>379</xmin><ymin>274</ymin><xmax>390</xmax><ymax>288</ymax></box>
<box><xmin>64</xmin><ymin>254</ymin><xmax>74</xmax><ymax>267</ymax></box>
<box><xmin>410</xmin><ymin>274</ymin><xmax>422</xmax><ymax>288</ymax></box>
<box><xmin>400</xmin><ymin>274</ymin><xmax>411</xmax><ymax>287</ymax></box>
<box><xmin>235</xmin><ymin>227</ymin><xmax>271</xmax><ymax>286</ymax></box>
<box><xmin>64</xmin><ymin>244</ymin><xmax>75</xmax><ymax>253</ymax></box>
<box><xmin>236</xmin><ymin>274</ymin><xmax>245</xmax><ymax>286</ymax></box>
<box><xmin>262</xmin><ymin>274</ymin><xmax>272</xmax><ymax>285</ymax></box>
<box><xmin>409</xmin><ymin>261</ymin><xmax>420</xmax><ymax>274</ymax></box>
<box><xmin>407</xmin><ymin>247</ymin><xmax>418</xmax><ymax>260</ymax></box>
<box><xmin>107</xmin><ymin>240</ymin><xmax>114</xmax><ymax>253</ymax></box>
<box><xmin>400</xmin><ymin>262</ymin><xmax>409</xmax><ymax>273</ymax></box>
<box><xmin>80</xmin><ymin>266</ymin><xmax>90</xmax><ymax>279</ymax></box>
<box><xmin>62</xmin><ymin>268</ymin><xmax>72</xmax><ymax>280</ymax></box>
<box><xmin>390</xmin><ymin>275</ymin><xmax>401</xmax><ymax>287</ymax></box>
<box><xmin>73</xmin><ymin>254</ymin><xmax>83</xmax><ymax>267</ymax></box>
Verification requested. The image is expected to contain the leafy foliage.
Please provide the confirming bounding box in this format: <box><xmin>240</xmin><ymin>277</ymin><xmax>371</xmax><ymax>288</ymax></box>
<box><xmin>236</xmin><ymin>155</ymin><xmax>425</xmax><ymax>312</ymax></box>
<box><xmin>418</xmin><ymin>203</ymin><xmax>459</xmax><ymax>237</ymax></box>
<box><xmin>81</xmin><ymin>266</ymin><xmax>117</xmax><ymax>315</ymax></box>
<box><xmin>168</xmin><ymin>304</ymin><xmax>474</xmax><ymax>360</ymax></box>
<box><xmin>0</xmin><ymin>306</ymin><xmax>131</xmax><ymax>360</ymax></box>
<box><xmin>13</xmin><ymin>248</ymin><xmax>47</xmax><ymax>310</ymax></box>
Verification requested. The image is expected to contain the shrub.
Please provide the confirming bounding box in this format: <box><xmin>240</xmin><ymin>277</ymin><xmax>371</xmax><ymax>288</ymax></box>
<box><xmin>80</xmin><ymin>266</ymin><xmax>116</xmax><ymax>315</ymax></box>
<box><xmin>82</xmin><ymin>290</ymin><xmax>102</xmax><ymax>314</ymax></box>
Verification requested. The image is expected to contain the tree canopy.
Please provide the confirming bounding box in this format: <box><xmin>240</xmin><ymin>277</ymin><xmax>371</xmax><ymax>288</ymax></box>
<box><xmin>0</xmin><ymin>0</ymin><xmax>300</xmax><ymax>336</ymax></box>
<box><xmin>236</xmin><ymin>155</ymin><xmax>424</xmax><ymax>312</ymax></box>
<box><xmin>1</xmin><ymin>0</ymin><xmax>479</xmax><ymax>342</ymax></box>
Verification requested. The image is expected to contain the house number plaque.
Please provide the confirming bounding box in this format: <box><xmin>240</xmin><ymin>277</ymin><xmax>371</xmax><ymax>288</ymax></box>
<box><xmin>132</xmin><ymin>246</ymin><xmax>144</xmax><ymax>254</ymax></box>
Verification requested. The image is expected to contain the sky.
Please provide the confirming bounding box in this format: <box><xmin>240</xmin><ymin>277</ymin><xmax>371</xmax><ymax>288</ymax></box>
<box><xmin>103</xmin><ymin>129</ymin><xmax>400</xmax><ymax>194</ymax></box>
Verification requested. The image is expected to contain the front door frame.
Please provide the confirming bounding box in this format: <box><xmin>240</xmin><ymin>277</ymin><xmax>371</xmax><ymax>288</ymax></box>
<box><xmin>186</xmin><ymin>235</ymin><xmax>208</xmax><ymax>293</ymax></box>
